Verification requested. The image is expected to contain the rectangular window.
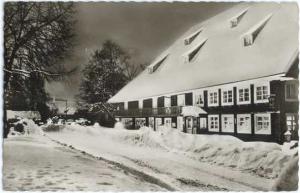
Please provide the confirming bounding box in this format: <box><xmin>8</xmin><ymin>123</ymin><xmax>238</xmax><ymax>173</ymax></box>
<box><xmin>157</xmin><ymin>97</ymin><xmax>165</xmax><ymax>107</ymax></box>
<box><xmin>122</xmin><ymin>118</ymin><xmax>133</xmax><ymax>129</ymax></box>
<box><xmin>194</xmin><ymin>92</ymin><xmax>204</xmax><ymax>106</ymax></box>
<box><xmin>238</xmin><ymin>88</ymin><xmax>250</xmax><ymax>103</ymax></box>
<box><xmin>143</xmin><ymin>99</ymin><xmax>153</xmax><ymax>108</ymax></box>
<box><xmin>208</xmin><ymin>115</ymin><xmax>219</xmax><ymax>132</ymax></box>
<box><xmin>256</xmin><ymin>85</ymin><xmax>269</xmax><ymax>101</ymax></box>
<box><xmin>255</xmin><ymin>113</ymin><xmax>271</xmax><ymax>135</ymax></box>
<box><xmin>185</xmin><ymin>93</ymin><xmax>193</xmax><ymax>106</ymax></box>
<box><xmin>209</xmin><ymin>91</ymin><xmax>218</xmax><ymax>106</ymax></box>
<box><xmin>171</xmin><ymin>95</ymin><xmax>177</xmax><ymax>106</ymax></box>
<box><xmin>285</xmin><ymin>82</ymin><xmax>298</xmax><ymax>101</ymax></box>
<box><xmin>237</xmin><ymin>114</ymin><xmax>251</xmax><ymax>134</ymax></box>
<box><xmin>222</xmin><ymin>90</ymin><xmax>233</xmax><ymax>105</ymax></box>
<box><xmin>222</xmin><ymin>114</ymin><xmax>234</xmax><ymax>133</ymax></box>
<box><xmin>135</xmin><ymin>118</ymin><xmax>146</xmax><ymax>129</ymax></box>
<box><xmin>286</xmin><ymin>114</ymin><xmax>298</xmax><ymax>132</ymax></box>
<box><xmin>115</xmin><ymin>102</ymin><xmax>125</xmax><ymax>111</ymax></box>
<box><xmin>128</xmin><ymin>101</ymin><xmax>139</xmax><ymax>109</ymax></box>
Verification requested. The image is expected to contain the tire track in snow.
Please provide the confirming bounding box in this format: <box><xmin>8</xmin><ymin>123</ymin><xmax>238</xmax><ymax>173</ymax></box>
<box><xmin>47</xmin><ymin>135</ymin><xmax>267</xmax><ymax>191</ymax></box>
<box><xmin>48</xmin><ymin>137</ymin><xmax>176</xmax><ymax>191</ymax></box>
<box><xmin>118</xmin><ymin>155</ymin><xmax>232</xmax><ymax>191</ymax></box>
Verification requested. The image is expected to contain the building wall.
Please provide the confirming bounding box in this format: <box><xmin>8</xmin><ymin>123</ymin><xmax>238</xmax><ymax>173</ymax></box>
<box><xmin>114</xmin><ymin>74</ymin><xmax>298</xmax><ymax>143</ymax></box>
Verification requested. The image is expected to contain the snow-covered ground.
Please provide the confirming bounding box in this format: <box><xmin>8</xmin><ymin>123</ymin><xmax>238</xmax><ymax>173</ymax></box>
<box><xmin>3</xmin><ymin>135</ymin><xmax>165</xmax><ymax>191</ymax></box>
<box><xmin>44</xmin><ymin>122</ymin><xmax>298</xmax><ymax>191</ymax></box>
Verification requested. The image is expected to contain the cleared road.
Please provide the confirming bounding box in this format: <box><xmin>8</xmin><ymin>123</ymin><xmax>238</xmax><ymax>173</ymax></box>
<box><xmin>3</xmin><ymin>136</ymin><xmax>165</xmax><ymax>191</ymax></box>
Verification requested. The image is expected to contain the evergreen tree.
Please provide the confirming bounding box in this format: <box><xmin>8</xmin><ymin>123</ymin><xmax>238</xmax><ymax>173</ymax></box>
<box><xmin>77</xmin><ymin>40</ymin><xmax>147</xmax><ymax>124</ymax></box>
<box><xmin>78</xmin><ymin>40</ymin><xmax>128</xmax><ymax>107</ymax></box>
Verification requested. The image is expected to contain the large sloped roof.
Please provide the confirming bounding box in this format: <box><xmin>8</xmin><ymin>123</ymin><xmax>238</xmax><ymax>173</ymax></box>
<box><xmin>109</xmin><ymin>2</ymin><xmax>298</xmax><ymax>103</ymax></box>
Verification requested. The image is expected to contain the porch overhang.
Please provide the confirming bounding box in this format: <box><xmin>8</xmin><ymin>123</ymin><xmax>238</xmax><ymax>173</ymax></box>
<box><xmin>181</xmin><ymin>106</ymin><xmax>207</xmax><ymax>117</ymax></box>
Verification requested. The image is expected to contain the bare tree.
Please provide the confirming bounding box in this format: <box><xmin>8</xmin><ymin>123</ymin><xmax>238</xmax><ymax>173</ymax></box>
<box><xmin>123</xmin><ymin>62</ymin><xmax>147</xmax><ymax>81</ymax></box>
<box><xmin>3</xmin><ymin>2</ymin><xmax>76</xmax><ymax>137</ymax></box>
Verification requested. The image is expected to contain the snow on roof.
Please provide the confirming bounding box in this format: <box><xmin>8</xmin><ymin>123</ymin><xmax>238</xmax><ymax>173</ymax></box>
<box><xmin>181</xmin><ymin>106</ymin><xmax>207</xmax><ymax>117</ymax></box>
<box><xmin>109</xmin><ymin>2</ymin><xmax>298</xmax><ymax>103</ymax></box>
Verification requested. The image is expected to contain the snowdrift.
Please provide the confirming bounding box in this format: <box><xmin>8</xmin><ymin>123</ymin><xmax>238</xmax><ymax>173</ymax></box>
<box><xmin>8</xmin><ymin>118</ymin><xmax>43</xmax><ymax>136</ymax></box>
<box><xmin>271</xmin><ymin>156</ymin><xmax>298</xmax><ymax>191</ymax></box>
<box><xmin>111</xmin><ymin>126</ymin><xmax>295</xmax><ymax>179</ymax></box>
<box><xmin>51</xmin><ymin>123</ymin><xmax>297</xmax><ymax>179</ymax></box>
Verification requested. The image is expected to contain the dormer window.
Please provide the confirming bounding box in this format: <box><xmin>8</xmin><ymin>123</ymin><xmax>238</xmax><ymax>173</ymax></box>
<box><xmin>230</xmin><ymin>8</ymin><xmax>248</xmax><ymax>28</ymax></box>
<box><xmin>243</xmin><ymin>14</ymin><xmax>272</xmax><ymax>46</ymax></box>
<box><xmin>147</xmin><ymin>54</ymin><xmax>168</xmax><ymax>73</ymax></box>
<box><xmin>183</xmin><ymin>38</ymin><xmax>207</xmax><ymax>62</ymax></box>
<box><xmin>184</xmin><ymin>28</ymin><xmax>203</xmax><ymax>45</ymax></box>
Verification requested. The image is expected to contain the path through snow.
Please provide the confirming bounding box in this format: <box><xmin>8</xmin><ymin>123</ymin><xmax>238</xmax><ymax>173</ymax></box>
<box><xmin>3</xmin><ymin>135</ymin><xmax>166</xmax><ymax>191</ymax></box>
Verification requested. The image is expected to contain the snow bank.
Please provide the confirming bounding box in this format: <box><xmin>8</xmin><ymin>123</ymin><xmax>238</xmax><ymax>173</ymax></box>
<box><xmin>108</xmin><ymin>126</ymin><xmax>295</xmax><ymax>178</ymax></box>
<box><xmin>114</xmin><ymin>121</ymin><xmax>125</xmax><ymax>130</ymax></box>
<box><xmin>271</xmin><ymin>156</ymin><xmax>298</xmax><ymax>191</ymax></box>
<box><xmin>48</xmin><ymin>124</ymin><xmax>297</xmax><ymax>179</ymax></box>
<box><xmin>8</xmin><ymin>118</ymin><xmax>43</xmax><ymax>136</ymax></box>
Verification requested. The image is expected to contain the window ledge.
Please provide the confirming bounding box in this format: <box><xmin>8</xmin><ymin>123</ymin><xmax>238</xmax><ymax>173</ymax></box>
<box><xmin>221</xmin><ymin>102</ymin><xmax>234</xmax><ymax>106</ymax></box>
<box><xmin>208</xmin><ymin>103</ymin><xmax>219</xmax><ymax>107</ymax></box>
<box><xmin>237</xmin><ymin>101</ymin><xmax>251</xmax><ymax>105</ymax></box>
<box><xmin>254</xmin><ymin>99</ymin><xmax>269</xmax><ymax>104</ymax></box>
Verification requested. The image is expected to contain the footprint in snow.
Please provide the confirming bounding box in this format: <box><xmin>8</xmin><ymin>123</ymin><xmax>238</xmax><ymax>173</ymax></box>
<box><xmin>45</xmin><ymin>181</ymin><xmax>56</xmax><ymax>186</ymax></box>
<box><xmin>7</xmin><ymin>175</ymin><xmax>16</xmax><ymax>179</ymax></box>
<box><xmin>97</xmin><ymin>182</ymin><xmax>112</xmax><ymax>185</ymax></box>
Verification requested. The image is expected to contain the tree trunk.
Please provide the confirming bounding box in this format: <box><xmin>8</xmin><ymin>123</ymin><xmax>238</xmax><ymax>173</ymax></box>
<box><xmin>3</xmin><ymin>106</ymin><xmax>8</xmax><ymax>138</ymax></box>
<box><xmin>3</xmin><ymin>70</ymin><xmax>11</xmax><ymax>138</ymax></box>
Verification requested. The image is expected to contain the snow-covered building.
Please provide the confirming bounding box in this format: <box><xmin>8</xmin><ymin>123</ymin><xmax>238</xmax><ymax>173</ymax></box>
<box><xmin>108</xmin><ymin>2</ymin><xmax>299</xmax><ymax>143</ymax></box>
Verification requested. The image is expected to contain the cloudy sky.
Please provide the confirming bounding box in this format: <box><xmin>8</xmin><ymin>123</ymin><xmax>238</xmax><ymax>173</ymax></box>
<box><xmin>45</xmin><ymin>2</ymin><xmax>237</xmax><ymax>104</ymax></box>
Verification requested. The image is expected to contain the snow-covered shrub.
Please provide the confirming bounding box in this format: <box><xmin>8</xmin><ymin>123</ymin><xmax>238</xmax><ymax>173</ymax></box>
<box><xmin>43</xmin><ymin>124</ymin><xmax>63</xmax><ymax>132</ymax></box>
<box><xmin>14</xmin><ymin>123</ymin><xmax>25</xmax><ymax>133</ymax></box>
<box><xmin>75</xmin><ymin>118</ymin><xmax>91</xmax><ymax>126</ymax></box>
<box><xmin>8</xmin><ymin>118</ymin><xmax>43</xmax><ymax>136</ymax></box>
